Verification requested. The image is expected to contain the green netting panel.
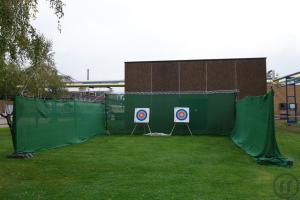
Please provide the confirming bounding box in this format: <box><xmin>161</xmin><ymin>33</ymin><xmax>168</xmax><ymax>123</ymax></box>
<box><xmin>106</xmin><ymin>92</ymin><xmax>236</xmax><ymax>135</ymax></box>
<box><xmin>14</xmin><ymin>96</ymin><xmax>105</xmax><ymax>153</ymax></box>
<box><xmin>231</xmin><ymin>91</ymin><xmax>289</xmax><ymax>166</ymax></box>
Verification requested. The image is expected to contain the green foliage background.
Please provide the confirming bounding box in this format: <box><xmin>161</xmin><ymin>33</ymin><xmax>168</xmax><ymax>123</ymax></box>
<box><xmin>0</xmin><ymin>0</ymin><xmax>69</xmax><ymax>99</ymax></box>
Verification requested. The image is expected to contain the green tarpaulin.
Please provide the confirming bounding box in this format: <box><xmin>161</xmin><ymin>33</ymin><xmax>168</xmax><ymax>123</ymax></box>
<box><xmin>231</xmin><ymin>91</ymin><xmax>289</xmax><ymax>166</ymax></box>
<box><xmin>13</xmin><ymin>96</ymin><xmax>105</xmax><ymax>153</ymax></box>
<box><xmin>11</xmin><ymin>91</ymin><xmax>290</xmax><ymax>167</ymax></box>
<box><xmin>105</xmin><ymin>92</ymin><xmax>236</xmax><ymax>135</ymax></box>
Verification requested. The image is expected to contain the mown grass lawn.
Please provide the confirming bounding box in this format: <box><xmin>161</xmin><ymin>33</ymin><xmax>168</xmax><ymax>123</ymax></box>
<box><xmin>0</xmin><ymin>122</ymin><xmax>299</xmax><ymax>200</ymax></box>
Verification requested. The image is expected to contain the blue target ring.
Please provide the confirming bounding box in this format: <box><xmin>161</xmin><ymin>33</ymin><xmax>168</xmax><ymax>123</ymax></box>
<box><xmin>176</xmin><ymin>109</ymin><xmax>188</xmax><ymax>120</ymax></box>
<box><xmin>136</xmin><ymin>110</ymin><xmax>147</xmax><ymax>121</ymax></box>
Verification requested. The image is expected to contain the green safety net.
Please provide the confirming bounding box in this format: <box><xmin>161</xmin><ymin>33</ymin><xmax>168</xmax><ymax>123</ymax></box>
<box><xmin>12</xmin><ymin>92</ymin><xmax>289</xmax><ymax>167</ymax></box>
<box><xmin>13</xmin><ymin>96</ymin><xmax>105</xmax><ymax>153</ymax></box>
<box><xmin>231</xmin><ymin>91</ymin><xmax>290</xmax><ymax>166</ymax></box>
<box><xmin>105</xmin><ymin>92</ymin><xmax>236</xmax><ymax>135</ymax></box>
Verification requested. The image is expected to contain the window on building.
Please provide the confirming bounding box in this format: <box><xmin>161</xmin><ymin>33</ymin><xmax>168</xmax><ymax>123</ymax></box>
<box><xmin>279</xmin><ymin>103</ymin><xmax>287</xmax><ymax>110</ymax></box>
<box><xmin>289</xmin><ymin>103</ymin><xmax>297</xmax><ymax>110</ymax></box>
<box><xmin>279</xmin><ymin>103</ymin><xmax>297</xmax><ymax>110</ymax></box>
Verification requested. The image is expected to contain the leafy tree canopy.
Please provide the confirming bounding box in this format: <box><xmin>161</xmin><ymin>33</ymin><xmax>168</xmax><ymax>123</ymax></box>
<box><xmin>0</xmin><ymin>0</ymin><xmax>64</xmax><ymax>63</ymax></box>
<box><xmin>0</xmin><ymin>0</ymin><xmax>70</xmax><ymax>99</ymax></box>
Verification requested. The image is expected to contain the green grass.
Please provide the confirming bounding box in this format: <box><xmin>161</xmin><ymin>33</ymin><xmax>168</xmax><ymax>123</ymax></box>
<box><xmin>0</xmin><ymin>122</ymin><xmax>299</xmax><ymax>200</ymax></box>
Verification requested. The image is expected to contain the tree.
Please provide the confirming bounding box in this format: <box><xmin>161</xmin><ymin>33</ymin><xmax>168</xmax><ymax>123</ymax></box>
<box><xmin>0</xmin><ymin>0</ymin><xmax>68</xmax><ymax>141</ymax></box>
<box><xmin>0</xmin><ymin>63</ymin><xmax>23</xmax><ymax>99</ymax></box>
<box><xmin>0</xmin><ymin>0</ymin><xmax>67</xmax><ymax>99</ymax></box>
<box><xmin>23</xmin><ymin>34</ymin><xmax>71</xmax><ymax>98</ymax></box>
<box><xmin>0</xmin><ymin>0</ymin><xmax>64</xmax><ymax>63</ymax></box>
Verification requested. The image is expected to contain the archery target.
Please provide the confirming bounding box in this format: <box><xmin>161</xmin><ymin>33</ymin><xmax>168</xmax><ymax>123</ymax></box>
<box><xmin>134</xmin><ymin>108</ymin><xmax>150</xmax><ymax>123</ymax></box>
<box><xmin>174</xmin><ymin>107</ymin><xmax>189</xmax><ymax>123</ymax></box>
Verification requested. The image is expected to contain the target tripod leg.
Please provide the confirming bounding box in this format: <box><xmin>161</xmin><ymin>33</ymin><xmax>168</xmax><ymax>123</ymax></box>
<box><xmin>130</xmin><ymin>124</ymin><xmax>137</xmax><ymax>136</ymax></box>
<box><xmin>169</xmin><ymin>123</ymin><xmax>176</xmax><ymax>136</ymax></box>
<box><xmin>187</xmin><ymin>124</ymin><xmax>193</xmax><ymax>136</ymax></box>
<box><xmin>147</xmin><ymin>123</ymin><xmax>152</xmax><ymax>133</ymax></box>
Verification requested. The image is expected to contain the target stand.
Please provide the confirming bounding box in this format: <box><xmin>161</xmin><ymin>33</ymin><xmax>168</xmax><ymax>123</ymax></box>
<box><xmin>169</xmin><ymin>107</ymin><xmax>192</xmax><ymax>136</ymax></box>
<box><xmin>130</xmin><ymin>123</ymin><xmax>152</xmax><ymax>136</ymax></box>
<box><xmin>131</xmin><ymin>108</ymin><xmax>152</xmax><ymax>136</ymax></box>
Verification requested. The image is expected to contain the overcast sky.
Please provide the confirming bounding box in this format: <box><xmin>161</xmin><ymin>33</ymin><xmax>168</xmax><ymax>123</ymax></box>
<box><xmin>33</xmin><ymin>0</ymin><xmax>300</xmax><ymax>81</ymax></box>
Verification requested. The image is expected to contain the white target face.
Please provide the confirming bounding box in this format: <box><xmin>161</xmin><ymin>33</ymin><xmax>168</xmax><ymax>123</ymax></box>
<box><xmin>134</xmin><ymin>108</ymin><xmax>150</xmax><ymax>123</ymax></box>
<box><xmin>174</xmin><ymin>107</ymin><xmax>190</xmax><ymax>123</ymax></box>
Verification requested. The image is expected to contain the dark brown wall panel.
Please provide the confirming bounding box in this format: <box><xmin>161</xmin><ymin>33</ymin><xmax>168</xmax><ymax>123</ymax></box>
<box><xmin>152</xmin><ymin>62</ymin><xmax>179</xmax><ymax>92</ymax></box>
<box><xmin>236</xmin><ymin>59</ymin><xmax>266</xmax><ymax>99</ymax></box>
<box><xmin>125</xmin><ymin>62</ymin><xmax>151</xmax><ymax>92</ymax></box>
<box><xmin>180</xmin><ymin>61</ymin><xmax>206</xmax><ymax>91</ymax></box>
<box><xmin>207</xmin><ymin>60</ymin><xmax>236</xmax><ymax>91</ymax></box>
<box><xmin>125</xmin><ymin>58</ymin><xmax>266</xmax><ymax>99</ymax></box>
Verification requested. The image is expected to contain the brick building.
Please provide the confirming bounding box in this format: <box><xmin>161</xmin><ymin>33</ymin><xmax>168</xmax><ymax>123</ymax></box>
<box><xmin>125</xmin><ymin>58</ymin><xmax>267</xmax><ymax>99</ymax></box>
<box><xmin>272</xmin><ymin>84</ymin><xmax>300</xmax><ymax>119</ymax></box>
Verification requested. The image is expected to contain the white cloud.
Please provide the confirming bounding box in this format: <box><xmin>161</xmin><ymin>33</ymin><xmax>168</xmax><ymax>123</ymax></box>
<box><xmin>33</xmin><ymin>0</ymin><xmax>300</xmax><ymax>81</ymax></box>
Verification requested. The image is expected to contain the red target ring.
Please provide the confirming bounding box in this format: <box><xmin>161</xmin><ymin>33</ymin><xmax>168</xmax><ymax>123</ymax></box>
<box><xmin>136</xmin><ymin>110</ymin><xmax>147</xmax><ymax>121</ymax></box>
<box><xmin>176</xmin><ymin>109</ymin><xmax>188</xmax><ymax>120</ymax></box>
